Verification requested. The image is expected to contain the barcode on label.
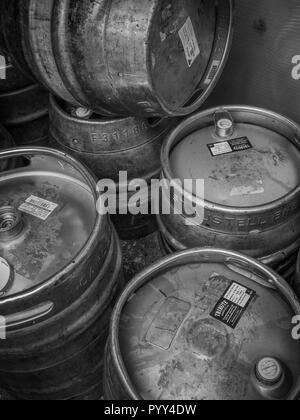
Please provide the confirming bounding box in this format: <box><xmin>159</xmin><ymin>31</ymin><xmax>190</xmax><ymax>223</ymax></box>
<box><xmin>179</xmin><ymin>17</ymin><xmax>200</xmax><ymax>68</ymax></box>
<box><xmin>18</xmin><ymin>195</ymin><xmax>58</xmax><ymax>221</ymax></box>
<box><xmin>204</xmin><ymin>60</ymin><xmax>221</xmax><ymax>85</ymax></box>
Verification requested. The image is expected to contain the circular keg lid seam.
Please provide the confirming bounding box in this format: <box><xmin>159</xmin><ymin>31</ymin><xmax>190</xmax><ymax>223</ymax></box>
<box><xmin>110</xmin><ymin>248</ymin><xmax>300</xmax><ymax>400</ymax></box>
<box><xmin>147</xmin><ymin>0</ymin><xmax>234</xmax><ymax>117</ymax></box>
<box><xmin>146</xmin><ymin>0</ymin><xmax>234</xmax><ymax>117</ymax></box>
<box><xmin>0</xmin><ymin>147</ymin><xmax>105</xmax><ymax>307</ymax></box>
<box><xmin>161</xmin><ymin>105</ymin><xmax>300</xmax><ymax>216</ymax></box>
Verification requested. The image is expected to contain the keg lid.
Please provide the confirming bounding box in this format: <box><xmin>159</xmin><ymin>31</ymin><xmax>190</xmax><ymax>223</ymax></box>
<box><xmin>117</xmin><ymin>250</ymin><xmax>300</xmax><ymax>400</ymax></box>
<box><xmin>0</xmin><ymin>150</ymin><xmax>96</xmax><ymax>296</ymax></box>
<box><xmin>170</xmin><ymin>112</ymin><xmax>300</xmax><ymax>207</ymax></box>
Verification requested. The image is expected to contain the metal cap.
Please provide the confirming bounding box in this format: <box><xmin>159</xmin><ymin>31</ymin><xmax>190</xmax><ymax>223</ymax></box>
<box><xmin>71</xmin><ymin>107</ymin><xmax>93</xmax><ymax>120</ymax></box>
<box><xmin>214</xmin><ymin>110</ymin><xmax>234</xmax><ymax>138</ymax></box>
<box><xmin>256</xmin><ymin>358</ymin><xmax>283</xmax><ymax>386</ymax></box>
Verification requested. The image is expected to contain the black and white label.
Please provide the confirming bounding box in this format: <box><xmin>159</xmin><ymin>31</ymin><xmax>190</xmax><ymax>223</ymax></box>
<box><xmin>18</xmin><ymin>195</ymin><xmax>58</xmax><ymax>221</ymax></box>
<box><xmin>210</xmin><ymin>281</ymin><xmax>256</xmax><ymax>329</ymax></box>
<box><xmin>208</xmin><ymin>137</ymin><xmax>253</xmax><ymax>157</ymax></box>
<box><xmin>179</xmin><ymin>17</ymin><xmax>200</xmax><ymax>68</ymax></box>
<box><xmin>204</xmin><ymin>60</ymin><xmax>221</xmax><ymax>85</ymax></box>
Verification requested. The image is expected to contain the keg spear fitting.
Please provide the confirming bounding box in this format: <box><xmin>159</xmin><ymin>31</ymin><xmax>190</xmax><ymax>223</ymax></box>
<box><xmin>0</xmin><ymin>206</ymin><xmax>25</xmax><ymax>242</ymax></box>
<box><xmin>214</xmin><ymin>109</ymin><xmax>235</xmax><ymax>138</ymax></box>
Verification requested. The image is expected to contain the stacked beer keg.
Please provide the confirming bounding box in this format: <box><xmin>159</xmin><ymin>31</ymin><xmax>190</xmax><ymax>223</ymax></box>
<box><xmin>1</xmin><ymin>0</ymin><xmax>300</xmax><ymax>402</ymax></box>
<box><xmin>0</xmin><ymin>0</ymin><xmax>235</xmax><ymax>400</ymax></box>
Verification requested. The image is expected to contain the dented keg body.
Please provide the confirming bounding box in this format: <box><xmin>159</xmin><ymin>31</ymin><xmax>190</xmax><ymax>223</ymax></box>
<box><xmin>205</xmin><ymin>0</ymin><xmax>300</xmax><ymax>126</ymax></box>
<box><xmin>0</xmin><ymin>148</ymin><xmax>123</xmax><ymax>400</ymax></box>
<box><xmin>49</xmin><ymin>96</ymin><xmax>173</xmax><ymax>239</ymax></box>
<box><xmin>158</xmin><ymin>106</ymin><xmax>300</xmax><ymax>281</ymax></box>
<box><xmin>0</xmin><ymin>0</ymin><xmax>233</xmax><ymax>117</ymax></box>
<box><xmin>105</xmin><ymin>249</ymin><xmax>300</xmax><ymax>400</ymax></box>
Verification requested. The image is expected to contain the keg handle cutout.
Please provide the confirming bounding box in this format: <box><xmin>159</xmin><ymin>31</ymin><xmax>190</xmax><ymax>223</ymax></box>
<box><xmin>0</xmin><ymin>147</ymin><xmax>98</xmax><ymax>201</ymax></box>
<box><xmin>147</xmin><ymin>116</ymin><xmax>168</xmax><ymax>128</ymax></box>
<box><xmin>225</xmin><ymin>259</ymin><xmax>277</xmax><ymax>290</ymax></box>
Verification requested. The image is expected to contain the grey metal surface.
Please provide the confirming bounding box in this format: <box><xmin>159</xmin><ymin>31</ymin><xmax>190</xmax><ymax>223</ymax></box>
<box><xmin>105</xmin><ymin>248</ymin><xmax>300</xmax><ymax>400</ymax></box>
<box><xmin>205</xmin><ymin>0</ymin><xmax>300</xmax><ymax>125</ymax></box>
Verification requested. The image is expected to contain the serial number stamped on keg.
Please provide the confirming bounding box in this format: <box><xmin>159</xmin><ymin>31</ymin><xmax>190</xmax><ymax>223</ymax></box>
<box><xmin>104</xmin><ymin>404</ymin><xmax>198</xmax><ymax>417</ymax></box>
<box><xmin>90</xmin><ymin>122</ymin><xmax>150</xmax><ymax>144</ymax></box>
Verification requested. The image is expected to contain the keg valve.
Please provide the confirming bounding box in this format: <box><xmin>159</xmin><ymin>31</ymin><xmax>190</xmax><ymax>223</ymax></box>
<box><xmin>0</xmin><ymin>207</ymin><xmax>25</xmax><ymax>242</ymax></box>
<box><xmin>252</xmin><ymin>357</ymin><xmax>292</xmax><ymax>400</ymax></box>
<box><xmin>214</xmin><ymin>110</ymin><xmax>234</xmax><ymax>138</ymax></box>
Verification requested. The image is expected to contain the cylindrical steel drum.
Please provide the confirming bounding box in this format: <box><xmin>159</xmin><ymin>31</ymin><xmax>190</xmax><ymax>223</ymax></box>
<box><xmin>158</xmin><ymin>106</ymin><xmax>300</xmax><ymax>281</ymax></box>
<box><xmin>204</xmin><ymin>0</ymin><xmax>300</xmax><ymax>125</ymax></box>
<box><xmin>0</xmin><ymin>50</ymin><xmax>30</xmax><ymax>93</ymax></box>
<box><xmin>1</xmin><ymin>0</ymin><xmax>233</xmax><ymax>117</ymax></box>
<box><xmin>105</xmin><ymin>248</ymin><xmax>300</xmax><ymax>400</ymax></box>
<box><xmin>49</xmin><ymin>96</ymin><xmax>172</xmax><ymax>239</ymax></box>
<box><xmin>0</xmin><ymin>84</ymin><xmax>49</xmax><ymax>126</ymax></box>
<box><xmin>8</xmin><ymin>116</ymin><xmax>49</xmax><ymax>147</ymax></box>
<box><xmin>0</xmin><ymin>125</ymin><xmax>14</xmax><ymax>172</ymax></box>
<box><xmin>0</xmin><ymin>147</ymin><xmax>123</xmax><ymax>400</ymax></box>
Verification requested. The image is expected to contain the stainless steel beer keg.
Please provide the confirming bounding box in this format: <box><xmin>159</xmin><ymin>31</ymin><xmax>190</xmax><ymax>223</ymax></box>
<box><xmin>158</xmin><ymin>106</ymin><xmax>300</xmax><ymax>280</ymax></box>
<box><xmin>0</xmin><ymin>147</ymin><xmax>123</xmax><ymax>400</ymax></box>
<box><xmin>1</xmin><ymin>0</ymin><xmax>233</xmax><ymax>117</ymax></box>
<box><xmin>105</xmin><ymin>248</ymin><xmax>300</xmax><ymax>400</ymax></box>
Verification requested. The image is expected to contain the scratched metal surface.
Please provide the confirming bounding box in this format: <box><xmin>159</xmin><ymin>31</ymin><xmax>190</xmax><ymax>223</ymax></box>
<box><xmin>205</xmin><ymin>0</ymin><xmax>300</xmax><ymax>125</ymax></box>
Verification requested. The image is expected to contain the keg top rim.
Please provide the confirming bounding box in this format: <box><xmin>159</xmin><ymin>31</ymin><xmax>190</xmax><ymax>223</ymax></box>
<box><xmin>109</xmin><ymin>247</ymin><xmax>300</xmax><ymax>400</ymax></box>
<box><xmin>0</xmin><ymin>147</ymin><xmax>104</xmax><ymax>306</ymax></box>
<box><xmin>161</xmin><ymin>105</ymin><xmax>300</xmax><ymax>215</ymax></box>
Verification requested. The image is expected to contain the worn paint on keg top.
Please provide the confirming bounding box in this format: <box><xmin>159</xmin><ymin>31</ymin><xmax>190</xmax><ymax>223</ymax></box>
<box><xmin>170</xmin><ymin>123</ymin><xmax>300</xmax><ymax>208</ymax></box>
<box><xmin>0</xmin><ymin>153</ymin><xmax>95</xmax><ymax>296</ymax></box>
<box><xmin>120</xmin><ymin>264</ymin><xmax>300</xmax><ymax>400</ymax></box>
<box><xmin>158</xmin><ymin>107</ymin><xmax>300</xmax><ymax>266</ymax></box>
<box><xmin>0</xmin><ymin>147</ymin><xmax>123</xmax><ymax>400</ymax></box>
<box><xmin>107</xmin><ymin>249</ymin><xmax>300</xmax><ymax>400</ymax></box>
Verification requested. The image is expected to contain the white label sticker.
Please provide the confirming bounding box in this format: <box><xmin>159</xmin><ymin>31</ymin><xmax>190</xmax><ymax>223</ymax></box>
<box><xmin>209</xmin><ymin>141</ymin><xmax>232</xmax><ymax>156</ymax></box>
<box><xmin>18</xmin><ymin>195</ymin><xmax>58</xmax><ymax>221</ymax></box>
<box><xmin>224</xmin><ymin>283</ymin><xmax>252</xmax><ymax>308</ymax></box>
<box><xmin>179</xmin><ymin>17</ymin><xmax>200</xmax><ymax>68</ymax></box>
<box><xmin>204</xmin><ymin>60</ymin><xmax>221</xmax><ymax>85</ymax></box>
